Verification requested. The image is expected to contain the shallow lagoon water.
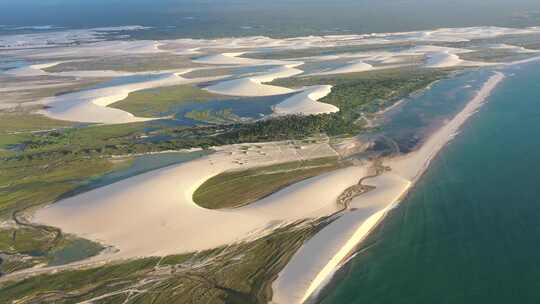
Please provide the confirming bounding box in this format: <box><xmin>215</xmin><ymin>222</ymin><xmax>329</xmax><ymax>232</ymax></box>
<box><xmin>299</xmin><ymin>60</ymin><xmax>354</xmax><ymax>75</ymax></box>
<box><xmin>0</xmin><ymin>58</ymin><xmax>27</xmax><ymax>72</ymax></box>
<box><xmin>319</xmin><ymin>61</ymin><xmax>540</xmax><ymax>303</ymax></box>
<box><xmin>380</xmin><ymin>69</ymin><xmax>493</xmax><ymax>152</ymax></box>
<box><xmin>196</xmin><ymin>64</ymin><xmax>285</xmax><ymax>87</ymax></box>
<box><xmin>167</xmin><ymin>93</ymin><xmax>291</xmax><ymax>126</ymax></box>
<box><xmin>69</xmin><ymin>150</ymin><xmax>209</xmax><ymax>196</ymax></box>
<box><xmin>89</xmin><ymin>73</ymin><xmax>169</xmax><ymax>90</ymax></box>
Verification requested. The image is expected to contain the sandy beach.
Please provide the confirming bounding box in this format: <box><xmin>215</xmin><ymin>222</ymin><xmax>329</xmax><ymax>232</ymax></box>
<box><xmin>273</xmin><ymin>85</ymin><xmax>339</xmax><ymax>115</ymax></box>
<box><xmin>271</xmin><ymin>71</ymin><xmax>505</xmax><ymax>304</ymax></box>
<box><xmin>33</xmin><ymin>141</ymin><xmax>367</xmax><ymax>258</ymax></box>
<box><xmin>272</xmin><ymin>173</ymin><xmax>411</xmax><ymax>304</ymax></box>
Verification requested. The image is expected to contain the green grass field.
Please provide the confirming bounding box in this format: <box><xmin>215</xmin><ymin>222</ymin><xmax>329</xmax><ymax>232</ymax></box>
<box><xmin>0</xmin><ymin>156</ymin><xmax>128</xmax><ymax>273</ymax></box>
<box><xmin>0</xmin><ymin>222</ymin><xmax>321</xmax><ymax>304</ymax></box>
<box><xmin>245</xmin><ymin>42</ymin><xmax>416</xmax><ymax>60</ymax></box>
<box><xmin>459</xmin><ymin>49</ymin><xmax>536</xmax><ymax>63</ymax></box>
<box><xmin>0</xmin><ymin>113</ymin><xmax>74</xmax><ymax>134</ymax></box>
<box><xmin>0</xmin><ymin>157</ymin><xmax>130</xmax><ymax>219</ymax></box>
<box><xmin>193</xmin><ymin>157</ymin><xmax>342</xmax><ymax>209</ymax></box>
<box><xmin>110</xmin><ymin>84</ymin><xmax>228</xmax><ymax>117</ymax></box>
<box><xmin>272</xmin><ymin>67</ymin><xmax>451</xmax><ymax>113</ymax></box>
<box><xmin>182</xmin><ymin>67</ymin><xmax>238</xmax><ymax>78</ymax></box>
<box><xmin>43</xmin><ymin>54</ymin><xmax>206</xmax><ymax>73</ymax></box>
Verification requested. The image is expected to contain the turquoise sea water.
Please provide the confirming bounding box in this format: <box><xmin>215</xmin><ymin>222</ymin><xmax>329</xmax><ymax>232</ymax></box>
<box><xmin>319</xmin><ymin>61</ymin><xmax>540</xmax><ymax>303</ymax></box>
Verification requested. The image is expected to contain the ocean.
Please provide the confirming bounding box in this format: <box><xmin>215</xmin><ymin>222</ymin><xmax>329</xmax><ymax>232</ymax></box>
<box><xmin>319</xmin><ymin>60</ymin><xmax>540</xmax><ymax>303</ymax></box>
<box><xmin>1</xmin><ymin>0</ymin><xmax>540</xmax><ymax>39</ymax></box>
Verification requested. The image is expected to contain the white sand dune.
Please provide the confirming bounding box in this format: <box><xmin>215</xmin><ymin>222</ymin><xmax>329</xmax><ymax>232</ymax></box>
<box><xmin>272</xmin><ymin>173</ymin><xmax>410</xmax><ymax>304</ymax></box>
<box><xmin>425</xmin><ymin>51</ymin><xmax>494</xmax><ymax>68</ymax></box>
<box><xmin>405</xmin><ymin>45</ymin><xmax>473</xmax><ymax>55</ymax></box>
<box><xmin>205</xmin><ymin>64</ymin><xmax>303</xmax><ymax>97</ymax></box>
<box><xmin>40</xmin><ymin>71</ymin><xmax>201</xmax><ymax>124</ymax></box>
<box><xmin>399</xmin><ymin>45</ymin><xmax>490</xmax><ymax>68</ymax></box>
<box><xmin>303</xmin><ymin>47</ymin><xmax>473</xmax><ymax>75</ymax></box>
<box><xmin>307</xmin><ymin>58</ymin><xmax>410</xmax><ymax>76</ymax></box>
<box><xmin>342</xmin><ymin>52</ymin><xmax>414</xmax><ymax>65</ymax></box>
<box><xmin>205</xmin><ymin>77</ymin><xmax>295</xmax><ymax>96</ymax></box>
<box><xmin>4</xmin><ymin>62</ymin><xmax>190</xmax><ymax>80</ymax></box>
<box><xmin>315</xmin><ymin>60</ymin><xmax>374</xmax><ymax>75</ymax></box>
<box><xmin>271</xmin><ymin>71</ymin><xmax>506</xmax><ymax>304</ymax></box>
<box><xmin>411</xmin><ymin>27</ymin><xmax>540</xmax><ymax>43</ymax></box>
<box><xmin>33</xmin><ymin>141</ymin><xmax>371</xmax><ymax>259</ymax></box>
<box><xmin>490</xmin><ymin>43</ymin><xmax>540</xmax><ymax>54</ymax></box>
<box><xmin>505</xmin><ymin>55</ymin><xmax>540</xmax><ymax>66</ymax></box>
<box><xmin>425</xmin><ymin>52</ymin><xmax>465</xmax><ymax>68</ymax></box>
<box><xmin>4</xmin><ymin>60</ymin><xmax>164</xmax><ymax>79</ymax></box>
<box><xmin>273</xmin><ymin>85</ymin><xmax>339</xmax><ymax>115</ymax></box>
<box><xmin>403</xmin><ymin>46</ymin><xmax>468</xmax><ymax>68</ymax></box>
<box><xmin>3</xmin><ymin>62</ymin><xmax>62</xmax><ymax>77</ymax></box>
<box><xmin>4</xmin><ymin>26</ymin><xmax>540</xmax><ymax>59</ymax></box>
<box><xmin>193</xmin><ymin>52</ymin><xmax>262</xmax><ymax>65</ymax></box>
<box><xmin>250</xmin><ymin>64</ymin><xmax>303</xmax><ymax>82</ymax></box>
<box><xmin>5</xmin><ymin>40</ymin><xmax>164</xmax><ymax>59</ymax></box>
<box><xmin>310</xmin><ymin>50</ymin><xmax>418</xmax><ymax>69</ymax></box>
<box><xmin>366</xmin><ymin>53</ymin><xmax>414</xmax><ymax>64</ymax></box>
<box><xmin>0</xmin><ymin>26</ymin><xmax>149</xmax><ymax>50</ymax></box>
<box><xmin>156</xmin><ymin>27</ymin><xmax>540</xmax><ymax>55</ymax></box>
<box><xmin>51</xmin><ymin>70</ymin><xmax>135</xmax><ymax>78</ymax></box>
<box><xmin>297</xmin><ymin>51</ymin><xmax>410</xmax><ymax>67</ymax></box>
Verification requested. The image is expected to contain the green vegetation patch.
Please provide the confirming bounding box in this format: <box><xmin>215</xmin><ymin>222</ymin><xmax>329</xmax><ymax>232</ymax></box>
<box><xmin>185</xmin><ymin>108</ymin><xmax>242</xmax><ymax>124</ymax></box>
<box><xmin>44</xmin><ymin>54</ymin><xmax>206</xmax><ymax>73</ymax></box>
<box><xmin>0</xmin><ymin>257</ymin><xmax>159</xmax><ymax>303</ymax></box>
<box><xmin>246</xmin><ymin>42</ymin><xmax>416</xmax><ymax>60</ymax></box>
<box><xmin>0</xmin><ymin>227</ymin><xmax>53</xmax><ymax>255</ymax></box>
<box><xmin>0</xmin><ymin>113</ymin><xmax>73</xmax><ymax>134</ymax></box>
<box><xmin>5</xmin><ymin>68</ymin><xmax>451</xmax><ymax>163</ymax></box>
<box><xmin>182</xmin><ymin>67</ymin><xmax>238</xmax><ymax>78</ymax></box>
<box><xmin>227</xmin><ymin>67</ymin><xmax>453</xmax><ymax>139</ymax></box>
<box><xmin>110</xmin><ymin>84</ymin><xmax>228</xmax><ymax>117</ymax></box>
<box><xmin>47</xmin><ymin>238</ymin><xmax>104</xmax><ymax>266</ymax></box>
<box><xmin>0</xmin><ymin>157</ymin><xmax>127</xmax><ymax>219</ymax></box>
<box><xmin>0</xmin><ymin>222</ymin><xmax>321</xmax><ymax>304</ymax></box>
<box><xmin>11</xmin><ymin>122</ymin><xmax>151</xmax><ymax>160</ymax></box>
<box><xmin>459</xmin><ymin>49</ymin><xmax>536</xmax><ymax>63</ymax></box>
<box><xmin>0</xmin><ymin>134</ymin><xmax>30</xmax><ymax>157</ymax></box>
<box><xmin>273</xmin><ymin>67</ymin><xmax>450</xmax><ymax>112</ymax></box>
<box><xmin>193</xmin><ymin>157</ymin><xmax>342</xmax><ymax>209</ymax></box>
<box><xmin>0</xmin><ymin>155</ymin><xmax>127</xmax><ymax>273</ymax></box>
<box><xmin>0</xmin><ymin>227</ymin><xmax>103</xmax><ymax>267</ymax></box>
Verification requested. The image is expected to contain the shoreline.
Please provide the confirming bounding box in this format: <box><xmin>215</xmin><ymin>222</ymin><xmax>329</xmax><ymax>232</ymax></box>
<box><xmin>271</xmin><ymin>70</ymin><xmax>506</xmax><ymax>304</ymax></box>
